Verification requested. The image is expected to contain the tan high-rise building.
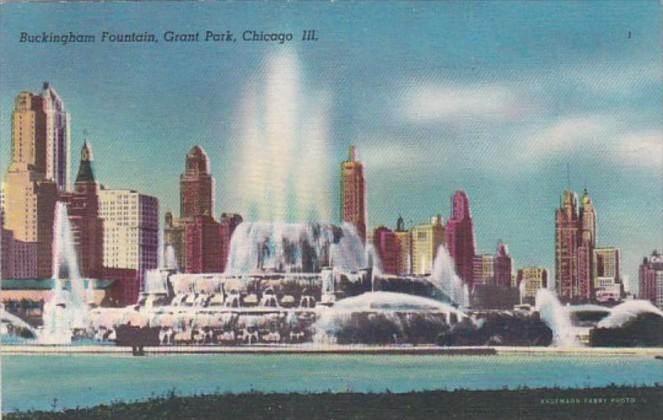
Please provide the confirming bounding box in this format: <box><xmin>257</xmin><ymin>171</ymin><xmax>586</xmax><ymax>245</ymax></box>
<box><xmin>411</xmin><ymin>215</ymin><xmax>445</xmax><ymax>275</ymax></box>
<box><xmin>11</xmin><ymin>83</ymin><xmax>70</xmax><ymax>191</ymax></box>
<box><xmin>516</xmin><ymin>266</ymin><xmax>549</xmax><ymax>303</ymax></box>
<box><xmin>593</xmin><ymin>247</ymin><xmax>621</xmax><ymax>301</ymax></box>
<box><xmin>577</xmin><ymin>189</ymin><xmax>597</xmax><ymax>300</ymax></box>
<box><xmin>2</xmin><ymin>168</ymin><xmax>58</xmax><ymax>278</ymax></box>
<box><xmin>593</xmin><ymin>247</ymin><xmax>620</xmax><ymax>286</ymax></box>
<box><xmin>3</xmin><ymin>83</ymin><xmax>70</xmax><ymax>278</ymax></box>
<box><xmin>340</xmin><ymin>146</ymin><xmax>367</xmax><ymax>242</ymax></box>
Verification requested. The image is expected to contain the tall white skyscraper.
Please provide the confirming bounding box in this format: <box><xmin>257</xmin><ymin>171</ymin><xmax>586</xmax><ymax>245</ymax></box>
<box><xmin>99</xmin><ymin>189</ymin><xmax>159</xmax><ymax>274</ymax></box>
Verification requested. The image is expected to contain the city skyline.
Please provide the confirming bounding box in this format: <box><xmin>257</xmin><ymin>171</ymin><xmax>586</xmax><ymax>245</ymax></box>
<box><xmin>1</xmin><ymin>1</ymin><xmax>661</xmax><ymax>289</ymax></box>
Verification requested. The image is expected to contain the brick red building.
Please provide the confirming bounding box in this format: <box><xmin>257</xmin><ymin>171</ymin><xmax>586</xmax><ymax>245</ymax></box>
<box><xmin>555</xmin><ymin>189</ymin><xmax>597</xmax><ymax>303</ymax></box>
<box><xmin>639</xmin><ymin>250</ymin><xmax>663</xmax><ymax>309</ymax></box>
<box><xmin>340</xmin><ymin>146</ymin><xmax>367</xmax><ymax>242</ymax></box>
<box><xmin>445</xmin><ymin>191</ymin><xmax>476</xmax><ymax>287</ymax></box>
<box><xmin>494</xmin><ymin>241</ymin><xmax>513</xmax><ymax>288</ymax></box>
<box><xmin>165</xmin><ymin>146</ymin><xmax>241</xmax><ymax>274</ymax></box>
<box><xmin>180</xmin><ymin>145</ymin><xmax>214</xmax><ymax>218</ymax></box>
<box><xmin>372</xmin><ymin>226</ymin><xmax>400</xmax><ymax>275</ymax></box>
<box><xmin>103</xmin><ymin>267</ymin><xmax>140</xmax><ymax>306</ymax></box>
<box><xmin>185</xmin><ymin>215</ymin><xmax>224</xmax><ymax>273</ymax></box>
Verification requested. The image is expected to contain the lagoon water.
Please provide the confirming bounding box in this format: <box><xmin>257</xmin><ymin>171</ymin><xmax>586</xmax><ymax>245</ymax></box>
<box><xmin>2</xmin><ymin>353</ymin><xmax>660</xmax><ymax>413</ymax></box>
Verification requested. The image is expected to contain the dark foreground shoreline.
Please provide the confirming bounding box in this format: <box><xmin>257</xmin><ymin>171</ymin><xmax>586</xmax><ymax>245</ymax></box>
<box><xmin>6</xmin><ymin>385</ymin><xmax>662</xmax><ymax>420</ymax></box>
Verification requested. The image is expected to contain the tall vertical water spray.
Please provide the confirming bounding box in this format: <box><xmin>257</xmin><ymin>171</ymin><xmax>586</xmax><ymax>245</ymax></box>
<box><xmin>40</xmin><ymin>202</ymin><xmax>90</xmax><ymax>344</ymax></box>
<box><xmin>156</xmin><ymin>226</ymin><xmax>164</xmax><ymax>270</ymax></box>
<box><xmin>164</xmin><ymin>245</ymin><xmax>178</xmax><ymax>271</ymax></box>
<box><xmin>535</xmin><ymin>289</ymin><xmax>579</xmax><ymax>347</ymax></box>
<box><xmin>518</xmin><ymin>279</ymin><xmax>526</xmax><ymax>305</ymax></box>
<box><xmin>228</xmin><ymin>49</ymin><xmax>332</xmax><ymax>222</ymax></box>
<box><xmin>430</xmin><ymin>245</ymin><xmax>469</xmax><ymax>308</ymax></box>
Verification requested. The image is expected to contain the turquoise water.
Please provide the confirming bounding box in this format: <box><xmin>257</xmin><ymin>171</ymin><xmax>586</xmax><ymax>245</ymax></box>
<box><xmin>1</xmin><ymin>353</ymin><xmax>660</xmax><ymax>412</ymax></box>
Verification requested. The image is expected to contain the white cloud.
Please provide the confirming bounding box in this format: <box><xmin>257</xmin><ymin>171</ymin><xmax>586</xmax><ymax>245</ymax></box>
<box><xmin>515</xmin><ymin>114</ymin><xmax>662</xmax><ymax>169</ymax></box>
<box><xmin>612</xmin><ymin>130</ymin><xmax>662</xmax><ymax>167</ymax></box>
<box><xmin>358</xmin><ymin>113</ymin><xmax>661</xmax><ymax>175</ymax></box>
<box><xmin>359</xmin><ymin>140</ymin><xmax>433</xmax><ymax>171</ymax></box>
<box><xmin>401</xmin><ymin>83</ymin><xmax>530</xmax><ymax>123</ymax></box>
<box><xmin>518</xmin><ymin>115</ymin><xmax>617</xmax><ymax>162</ymax></box>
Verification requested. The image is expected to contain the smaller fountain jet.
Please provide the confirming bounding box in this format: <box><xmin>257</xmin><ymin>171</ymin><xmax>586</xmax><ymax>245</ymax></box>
<box><xmin>40</xmin><ymin>202</ymin><xmax>91</xmax><ymax>344</ymax></box>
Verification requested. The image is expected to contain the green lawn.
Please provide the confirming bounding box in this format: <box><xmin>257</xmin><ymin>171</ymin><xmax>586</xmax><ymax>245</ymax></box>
<box><xmin>6</xmin><ymin>385</ymin><xmax>662</xmax><ymax>420</ymax></box>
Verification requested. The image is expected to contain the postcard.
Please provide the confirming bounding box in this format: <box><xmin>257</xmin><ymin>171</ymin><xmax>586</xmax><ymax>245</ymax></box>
<box><xmin>0</xmin><ymin>1</ymin><xmax>662</xmax><ymax>419</ymax></box>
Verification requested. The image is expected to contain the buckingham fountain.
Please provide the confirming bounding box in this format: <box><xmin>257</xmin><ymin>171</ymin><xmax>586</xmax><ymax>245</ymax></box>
<box><xmin>3</xmin><ymin>49</ymin><xmax>662</xmax><ymax>348</ymax></box>
<box><xmin>88</xmin><ymin>221</ymin><xmax>476</xmax><ymax>347</ymax></box>
<box><xmin>22</xmin><ymin>210</ymin><xmax>660</xmax><ymax>348</ymax></box>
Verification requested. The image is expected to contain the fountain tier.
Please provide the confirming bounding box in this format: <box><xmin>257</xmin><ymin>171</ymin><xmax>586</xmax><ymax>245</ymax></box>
<box><xmin>226</xmin><ymin>222</ymin><xmax>366</xmax><ymax>274</ymax></box>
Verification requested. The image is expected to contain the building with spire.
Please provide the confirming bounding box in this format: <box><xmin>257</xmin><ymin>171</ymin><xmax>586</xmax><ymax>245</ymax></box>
<box><xmin>555</xmin><ymin>190</ymin><xmax>579</xmax><ymax>300</ymax></box>
<box><xmin>555</xmin><ymin>188</ymin><xmax>597</xmax><ymax>302</ymax></box>
<box><xmin>394</xmin><ymin>215</ymin><xmax>411</xmax><ymax>274</ymax></box>
<box><xmin>445</xmin><ymin>191</ymin><xmax>476</xmax><ymax>287</ymax></box>
<box><xmin>59</xmin><ymin>141</ymin><xmax>104</xmax><ymax>278</ymax></box>
<box><xmin>340</xmin><ymin>146</ymin><xmax>367</xmax><ymax>242</ymax></box>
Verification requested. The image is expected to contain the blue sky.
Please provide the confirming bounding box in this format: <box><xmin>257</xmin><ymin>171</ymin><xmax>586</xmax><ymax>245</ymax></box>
<box><xmin>1</xmin><ymin>1</ymin><xmax>661</xmax><ymax>289</ymax></box>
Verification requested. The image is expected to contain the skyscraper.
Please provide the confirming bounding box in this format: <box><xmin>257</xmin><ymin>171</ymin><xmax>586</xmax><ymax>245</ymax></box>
<box><xmin>639</xmin><ymin>251</ymin><xmax>663</xmax><ymax>309</ymax></box>
<box><xmin>0</xmin><ymin>188</ymin><xmax>16</xmax><ymax>279</ymax></box>
<box><xmin>411</xmin><ymin>215</ymin><xmax>445</xmax><ymax>275</ymax></box>
<box><xmin>10</xmin><ymin>83</ymin><xmax>70</xmax><ymax>191</ymax></box>
<box><xmin>577</xmin><ymin>189</ymin><xmax>597</xmax><ymax>300</ymax></box>
<box><xmin>445</xmin><ymin>191</ymin><xmax>476</xmax><ymax>286</ymax></box>
<box><xmin>180</xmin><ymin>146</ymin><xmax>214</xmax><ymax>218</ymax></box>
<box><xmin>555</xmin><ymin>190</ymin><xmax>579</xmax><ymax>300</ymax></box>
<box><xmin>59</xmin><ymin>141</ymin><xmax>104</xmax><ymax>278</ymax></box>
<box><xmin>494</xmin><ymin>241</ymin><xmax>513</xmax><ymax>288</ymax></box>
<box><xmin>394</xmin><ymin>215</ymin><xmax>411</xmax><ymax>274</ymax></box>
<box><xmin>340</xmin><ymin>146</ymin><xmax>367</xmax><ymax>242</ymax></box>
<box><xmin>2</xmin><ymin>85</ymin><xmax>68</xmax><ymax>278</ymax></box>
<box><xmin>165</xmin><ymin>145</ymin><xmax>232</xmax><ymax>273</ymax></box>
<box><xmin>555</xmin><ymin>188</ymin><xmax>597</xmax><ymax>302</ymax></box>
<box><xmin>99</xmin><ymin>189</ymin><xmax>159</xmax><ymax>274</ymax></box>
<box><xmin>593</xmin><ymin>247</ymin><xmax>621</xmax><ymax>302</ymax></box>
